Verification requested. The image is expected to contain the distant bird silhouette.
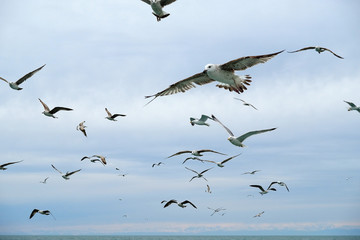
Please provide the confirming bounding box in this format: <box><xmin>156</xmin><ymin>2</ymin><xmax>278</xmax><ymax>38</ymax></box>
<box><xmin>152</xmin><ymin>162</ymin><xmax>164</xmax><ymax>167</ymax></box>
<box><xmin>288</xmin><ymin>46</ymin><xmax>343</xmax><ymax>59</ymax></box>
<box><xmin>205</xmin><ymin>184</ymin><xmax>212</xmax><ymax>194</ymax></box>
<box><xmin>0</xmin><ymin>160</ymin><xmax>23</xmax><ymax>170</ymax></box>
<box><xmin>29</xmin><ymin>209</ymin><xmax>55</xmax><ymax>219</ymax></box>
<box><xmin>208</xmin><ymin>207</ymin><xmax>226</xmax><ymax>216</ymax></box>
<box><xmin>163</xmin><ymin>199</ymin><xmax>197</xmax><ymax>209</ymax></box>
<box><xmin>0</xmin><ymin>64</ymin><xmax>45</xmax><ymax>90</ymax></box>
<box><xmin>76</xmin><ymin>121</ymin><xmax>87</xmax><ymax>137</ymax></box>
<box><xmin>190</xmin><ymin>114</ymin><xmax>213</xmax><ymax>126</ymax></box>
<box><xmin>250</xmin><ymin>184</ymin><xmax>277</xmax><ymax>195</ymax></box>
<box><xmin>253</xmin><ymin>211</ymin><xmax>265</xmax><ymax>218</ymax></box>
<box><xmin>242</xmin><ymin>170</ymin><xmax>261</xmax><ymax>175</ymax></box>
<box><xmin>202</xmin><ymin>154</ymin><xmax>241</xmax><ymax>167</ymax></box>
<box><xmin>182</xmin><ymin>157</ymin><xmax>207</xmax><ymax>164</ymax></box>
<box><xmin>234</xmin><ymin>98</ymin><xmax>258</xmax><ymax>110</ymax></box>
<box><xmin>167</xmin><ymin>149</ymin><xmax>226</xmax><ymax>158</ymax></box>
<box><xmin>38</xmin><ymin>98</ymin><xmax>73</xmax><ymax>118</ymax></box>
<box><xmin>212</xmin><ymin>114</ymin><xmax>276</xmax><ymax>147</ymax></box>
<box><xmin>344</xmin><ymin>101</ymin><xmax>360</xmax><ymax>113</ymax></box>
<box><xmin>269</xmin><ymin>181</ymin><xmax>290</xmax><ymax>192</ymax></box>
<box><xmin>51</xmin><ymin>164</ymin><xmax>81</xmax><ymax>180</ymax></box>
<box><xmin>141</xmin><ymin>0</ymin><xmax>177</xmax><ymax>22</ymax></box>
<box><xmin>105</xmin><ymin>108</ymin><xmax>126</xmax><ymax>121</ymax></box>
<box><xmin>40</xmin><ymin>177</ymin><xmax>49</xmax><ymax>184</ymax></box>
<box><xmin>185</xmin><ymin>167</ymin><xmax>213</xmax><ymax>182</ymax></box>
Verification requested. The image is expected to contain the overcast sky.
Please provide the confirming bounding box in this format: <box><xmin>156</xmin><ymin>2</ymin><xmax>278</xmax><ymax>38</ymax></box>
<box><xmin>0</xmin><ymin>0</ymin><xmax>359</xmax><ymax>236</ymax></box>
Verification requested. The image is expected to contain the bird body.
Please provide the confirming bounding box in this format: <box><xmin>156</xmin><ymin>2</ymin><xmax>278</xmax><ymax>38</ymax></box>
<box><xmin>0</xmin><ymin>64</ymin><xmax>45</xmax><ymax>90</ymax></box>
<box><xmin>190</xmin><ymin>114</ymin><xmax>213</xmax><ymax>126</ymax></box>
<box><xmin>105</xmin><ymin>108</ymin><xmax>126</xmax><ymax>121</ymax></box>
<box><xmin>38</xmin><ymin>98</ymin><xmax>73</xmax><ymax>118</ymax></box>
<box><xmin>76</xmin><ymin>121</ymin><xmax>87</xmax><ymax>137</ymax></box>
<box><xmin>145</xmin><ymin>50</ymin><xmax>284</xmax><ymax>105</ymax></box>
<box><xmin>344</xmin><ymin>101</ymin><xmax>360</xmax><ymax>113</ymax></box>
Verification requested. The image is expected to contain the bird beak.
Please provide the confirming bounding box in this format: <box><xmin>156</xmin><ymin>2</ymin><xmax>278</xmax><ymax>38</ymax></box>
<box><xmin>202</xmin><ymin>70</ymin><xmax>207</xmax><ymax>74</ymax></box>
<box><xmin>190</xmin><ymin>122</ymin><xmax>194</xmax><ymax>126</ymax></box>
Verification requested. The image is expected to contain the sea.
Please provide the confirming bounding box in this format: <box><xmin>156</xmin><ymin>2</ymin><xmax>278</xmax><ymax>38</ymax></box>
<box><xmin>0</xmin><ymin>236</ymin><xmax>359</xmax><ymax>240</ymax></box>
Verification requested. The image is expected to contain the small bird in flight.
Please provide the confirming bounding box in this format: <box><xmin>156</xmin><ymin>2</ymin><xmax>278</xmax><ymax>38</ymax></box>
<box><xmin>38</xmin><ymin>98</ymin><xmax>73</xmax><ymax>118</ymax></box>
<box><xmin>163</xmin><ymin>199</ymin><xmax>197</xmax><ymax>209</ymax></box>
<box><xmin>190</xmin><ymin>114</ymin><xmax>213</xmax><ymax>126</ymax></box>
<box><xmin>253</xmin><ymin>211</ymin><xmax>265</xmax><ymax>218</ymax></box>
<box><xmin>234</xmin><ymin>98</ymin><xmax>258</xmax><ymax>110</ymax></box>
<box><xmin>76</xmin><ymin>121</ymin><xmax>87</xmax><ymax>137</ymax></box>
<box><xmin>212</xmin><ymin>114</ymin><xmax>276</xmax><ymax>147</ymax></box>
<box><xmin>344</xmin><ymin>101</ymin><xmax>360</xmax><ymax>113</ymax></box>
<box><xmin>202</xmin><ymin>154</ymin><xmax>241</xmax><ymax>167</ymax></box>
<box><xmin>51</xmin><ymin>164</ymin><xmax>81</xmax><ymax>180</ymax></box>
<box><xmin>242</xmin><ymin>170</ymin><xmax>261</xmax><ymax>175</ymax></box>
<box><xmin>0</xmin><ymin>64</ymin><xmax>45</xmax><ymax>90</ymax></box>
<box><xmin>105</xmin><ymin>108</ymin><xmax>126</xmax><ymax>121</ymax></box>
<box><xmin>0</xmin><ymin>160</ymin><xmax>23</xmax><ymax>170</ymax></box>
<box><xmin>250</xmin><ymin>184</ymin><xmax>277</xmax><ymax>195</ymax></box>
<box><xmin>29</xmin><ymin>209</ymin><xmax>55</xmax><ymax>219</ymax></box>
<box><xmin>167</xmin><ymin>149</ymin><xmax>226</xmax><ymax>158</ymax></box>
<box><xmin>208</xmin><ymin>207</ymin><xmax>226</xmax><ymax>216</ymax></box>
<box><xmin>288</xmin><ymin>46</ymin><xmax>343</xmax><ymax>59</ymax></box>
<box><xmin>185</xmin><ymin>167</ymin><xmax>213</xmax><ymax>182</ymax></box>
<box><xmin>39</xmin><ymin>177</ymin><xmax>49</xmax><ymax>184</ymax></box>
<box><xmin>269</xmin><ymin>181</ymin><xmax>290</xmax><ymax>192</ymax></box>
<box><xmin>141</xmin><ymin>0</ymin><xmax>177</xmax><ymax>22</ymax></box>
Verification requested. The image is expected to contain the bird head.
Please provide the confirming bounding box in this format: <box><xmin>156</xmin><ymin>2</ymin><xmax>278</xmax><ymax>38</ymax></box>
<box><xmin>203</xmin><ymin>64</ymin><xmax>216</xmax><ymax>74</ymax></box>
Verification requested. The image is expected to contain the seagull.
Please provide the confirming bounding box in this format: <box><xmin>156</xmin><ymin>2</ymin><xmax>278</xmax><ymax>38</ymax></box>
<box><xmin>152</xmin><ymin>162</ymin><xmax>164</xmax><ymax>167</ymax></box>
<box><xmin>145</xmin><ymin>50</ymin><xmax>283</xmax><ymax>105</ymax></box>
<box><xmin>0</xmin><ymin>64</ymin><xmax>45</xmax><ymax>90</ymax></box>
<box><xmin>344</xmin><ymin>101</ymin><xmax>360</xmax><ymax>113</ymax></box>
<box><xmin>250</xmin><ymin>184</ymin><xmax>277</xmax><ymax>195</ymax></box>
<box><xmin>288</xmin><ymin>46</ymin><xmax>343</xmax><ymax>59</ymax></box>
<box><xmin>38</xmin><ymin>98</ymin><xmax>73</xmax><ymax>118</ymax></box>
<box><xmin>105</xmin><ymin>108</ymin><xmax>126</xmax><ymax>121</ymax></box>
<box><xmin>76</xmin><ymin>121</ymin><xmax>87</xmax><ymax>137</ymax></box>
<box><xmin>185</xmin><ymin>167</ymin><xmax>213</xmax><ymax>182</ymax></box>
<box><xmin>269</xmin><ymin>181</ymin><xmax>290</xmax><ymax>192</ymax></box>
<box><xmin>81</xmin><ymin>156</ymin><xmax>104</xmax><ymax>165</ymax></box>
<box><xmin>163</xmin><ymin>199</ymin><xmax>197</xmax><ymax>209</ymax></box>
<box><xmin>212</xmin><ymin>114</ymin><xmax>276</xmax><ymax>147</ymax></box>
<box><xmin>92</xmin><ymin>155</ymin><xmax>107</xmax><ymax>165</ymax></box>
<box><xmin>253</xmin><ymin>211</ymin><xmax>265</xmax><ymax>218</ymax></box>
<box><xmin>141</xmin><ymin>0</ymin><xmax>177</xmax><ymax>22</ymax></box>
<box><xmin>40</xmin><ymin>177</ymin><xmax>49</xmax><ymax>184</ymax></box>
<box><xmin>242</xmin><ymin>170</ymin><xmax>261</xmax><ymax>175</ymax></box>
<box><xmin>51</xmin><ymin>164</ymin><xmax>81</xmax><ymax>180</ymax></box>
<box><xmin>0</xmin><ymin>160</ymin><xmax>23</xmax><ymax>170</ymax></box>
<box><xmin>234</xmin><ymin>98</ymin><xmax>258</xmax><ymax>110</ymax></box>
<box><xmin>208</xmin><ymin>207</ymin><xmax>226</xmax><ymax>216</ymax></box>
<box><xmin>29</xmin><ymin>209</ymin><xmax>55</xmax><ymax>219</ymax></box>
<box><xmin>205</xmin><ymin>184</ymin><xmax>212</xmax><ymax>194</ymax></box>
<box><xmin>202</xmin><ymin>153</ymin><xmax>241</xmax><ymax>167</ymax></box>
<box><xmin>167</xmin><ymin>149</ymin><xmax>226</xmax><ymax>158</ymax></box>
<box><xmin>182</xmin><ymin>157</ymin><xmax>207</xmax><ymax>164</ymax></box>
<box><xmin>190</xmin><ymin>114</ymin><xmax>213</xmax><ymax>126</ymax></box>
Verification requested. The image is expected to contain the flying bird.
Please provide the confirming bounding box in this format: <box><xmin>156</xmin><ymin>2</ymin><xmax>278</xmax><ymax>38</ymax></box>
<box><xmin>145</xmin><ymin>50</ymin><xmax>284</xmax><ymax>105</ymax></box>
<box><xmin>202</xmin><ymin>153</ymin><xmax>241</xmax><ymax>167</ymax></box>
<box><xmin>163</xmin><ymin>199</ymin><xmax>197</xmax><ymax>209</ymax></box>
<box><xmin>182</xmin><ymin>157</ymin><xmax>207</xmax><ymax>164</ymax></box>
<box><xmin>76</xmin><ymin>121</ymin><xmax>87</xmax><ymax>137</ymax></box>
<box><xmin>40</xmin><ymin>177</ymin><xmax>49</xmax><ymax>184</ymax></box>
<box><xmin>167</xmin><ymin>149</ymin><xmax>226</xmax><ymax>158</ymax></box>
<box><xmin>51</xmin><ymin>164</ymin><xmax>81</xmax><ymax>180</ymax></box>
<box><xmin>253</xmin><ymin>211</ymin><xmax>265</xmax><ymax>218</ymax></box>
<box><xmin>234</xmin><ymin>98</ymin><xmax>258</xmax><ymax>110</ymax></box>
<box><xmin>242</xmin><ymin>170</ymin><xmax>261</xmax><ymax>175</ymax></box>
<box><xmin>185</xmin><ymin>167</ymin><xmax>213</xmax><ymax>182</ymax></box>
<box><xmin>0</xmin><ymin>64</ymin><xmax>45</xmax><ymax>90</ymax></box>
<box><xmin>29</xmin><ymin>209</ymin><xmax>55</xmax><ymax>219</ymax></box>
<box><xmin>141</xmin><ymin>0</ymin><xmax>177</xmax><ymax>21</ymax></box>
<box><xmin>38</xmin><ymin>98</ymin><xmax>73</xmax><ymax>118</ymax></box>
<box><xmin>208</xmin><ymin>207</ymin><xmax>226</xmax><ymax>216</ymax></box>
<box><xmin>152</xmin><ymin>162</ymin><xmax>164</xmax><ymax>167</ymax></box>
<box><xmin>205</xmin><ymin>184</ymin><xmax>212</xmax><ymax>194</ymax></box>
<box><xmin>288</xmin><ymin>46</ymin><xmax>343</xmax><ymax>59</ymax></box>
<box><xmin>190</xmin><ymin>114</ymin><xmax>213</xmax><ymax>126</ymax></box>
<box><xmin>92</xmin><ymin>155</ymin><xmax>107</xmax><ymax>165</ymax></box>
<box><xmin>105</xmin><ymin>108</ymin><xmax>126</xmax><ymax>121</ymax></box>
<box><xmin>0</xmin><ymin>160</ymin><xmax>23</xmax><ymax>170</ymax></box>
<box><xmin>269</xmin><ymin>181</ymin><xmax>290</xmax><ymax>192</ymax></box>
<box><xmin>250</xmin><ymin>184</ymin><xmax>277</xmax><ymax>195</ymax></box>
<box><xmin>212</xmin><ymin>114</ymin><xmax>276</xmax><ymax>147</ymax></box>
<box><xmin>344</xmin><ymin>101</ymin><xmax>360</xmax><ymax>113</ymax></box>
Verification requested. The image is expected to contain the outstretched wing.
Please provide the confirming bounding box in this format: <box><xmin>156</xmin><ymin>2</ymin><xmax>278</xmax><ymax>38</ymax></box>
<box><xmin>161</xmin><ymin>0</ymin><xmax>177</xmax><ymax>7</ymax></box>
<box><xmin>112</xmin><ymin>114</ymin><xmax>126</xmax><ymax>118</ymax></box>
<box><xmin>211</xmin><ymin>115</ymin><xmax>234</xmax><ymax>137</ymax></box>
<box><xmin>105</xmin><ymin>108</ymin><xmax>112</xmax><ymax>117</ymax></box>
<box><xmin>182</xmin><ymin>200</ymin><xmax>197</xmax><ymax>209</ymax></box>
<box><xmin>49</xmin><ymin>107</ymin><xmax>73</xmax><ymax>114</ymax></box>
<box><xmin>163</xmin><ymin>199</ymin><xmax>177</xmax><ymax>208</ymax></box>
<box><xmin>236</xmin><ymin>128</ymin><xmax>276</xmax><ymax>143</ymax></box>
<box><xmin>323</xmin><ymin>48</ymin><xmax>343</xmax><ymax>59</ymax></box>
<box><xmin>221</xmin><ymin>153</ymin><xmax>241</xmax><ymax>164</ymax></box>
<box><xmin>198</xmin><ymin>149</ymin><xmax>226</xmax><ymax>155</ymax></box>
<box><xmin>0</xmin><ymin>76</ymin><xmax>9</xmax><ymax>83</ymax></box>
<box><xmin>344</xmin><ymin>100</ymin><xmax>356</xmax><ymax>108</ymax></box>
<box><xmin>167</xmin><ymin>150</ymin><xmax>192</xmax><ymax>158</ymax></box>
<box><xmin>287</xmin><ymin>47</ymin><xmax>315</xmax><ymax>53</ymax></box>
<box><xmin>15</xmin><ymin>64</ymin><xmax>45</xmax><ymax>85</ymax></box>
<box><xmin>0</xmin><ymin>160</ymin><xmax>23</xmax><ymax>167</ymax></box>
<box><xmin>250</xmin><ymin>184</ymin><xmax>265</xmax><ymax>192</ymax></box>
<box><xmin>145</xmin><ymin>72</ymin><xmax>214</xmax><ymax>105</ymax></box>
<box><xmin>198</xmin><ymin>114</ymin><xmax>212</xmax><ymax>122</ymax></box>
<box><xmin>220</xmin><ymin>50</ymin><xmax>284</xmax><ymax>71</ymax></box>
<box><xmin>51</xmin><ymin>164</ymin><xmax>62</xmax><ymax>174</ymax></box>
<box><xmin>141</xmin><ymin>0</ymin><xmax>151</xmax><ymax>5</ymax></box>
<box><xmin>29</xmin><ymin>209</ymin><xmax>39</xmax><ymax>219</ymax></box>
<box><xmin>66</xmin><ymin>169</ymin><xmax>81</xmax><ymax>176</ymax></box>
<box><xmin>38</xmin><ymin>98</ymin><xmax>50</xmax><ymax>112</ymax></box>
<box><xmin>200</xmin><ymin>167</ymin><xmax>213</xmax><ymax>174</ymax></box>
<box><xmin>185</xmin><ymin>166</ymin><xmax>199</xmax><ymax>174</ymax></box>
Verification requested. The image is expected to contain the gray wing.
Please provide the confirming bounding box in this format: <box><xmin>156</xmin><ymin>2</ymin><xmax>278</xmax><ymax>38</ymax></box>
<box><xmin>160</xmin><ymin>0</ymin><xmax>177</xmax><ymax>6</ymax></box>
<box><xmin>220</xmin><ymin>50</ymin><xmax>284</xmax><ymax>71</ymax></box>
<box><xmin>250</xmin><ymin>184</ymin><xmax>265</xmax><ymax>192</ymax></box>
<box><xmin>0</xmin><ymin>76</ymin><xmax>9</xmax><ymax>83</ymax></box>
<box><xmin>15</xmin><ymin>64</ymin><xmax>45</xmax><ymax>85</ymax></box>
<box><xmin>323</xmin><ymin>48</ymin><xmax>344</xmax><ymax>59</ymax></box>
<box><xmin>29</xmin><ymin>209</ymin><xmax>39</xmax><ymax>219</ymax></box>
<box><xmin>38</xmin><ymin>98</ymin><xmax>50</xmax><ymax>112</ymax></box>
<box><xmin>49</xmin><ymin>107</ymin><xmax>73</xmax><ymax>114</ymax></box>
<box><xmin>287</xmin><ymin>47</ymin><xmax>315</xmax><ymax>53</ymax></box>
<box><xmin>105</xmin><ymin>108</ymin><xmax>112</xmax><ymax>117</ymax></box>
<box><xmin>198</xmin><ymin>114</ymin><xmax>212</xmax><ymax>122</ymax></box>
<box><xmin>236</xmin><ymin>128</ymin><xmax>276</xmax><ymax>143</ymax></box>
<box><xmin>164</xmin><ymin>199</ymin><xmax>177</xmax><ymax>208</ymax></box>
<box><xmin>198</xmin><ymin>149</ymin><xmax>226</xmax><ymax>155</ymax></box>
<box><xmin>221</xmin><ymin>153</ymin><xmax>241</xmax><ymax>164</ymax></box>
<box><xmin>181</xmin><ymin>200</ymin><xmax>197</xmax><ymax>209</ymax></box>
<box><xmin>200</xmin><ymin>167</ymin><xmax>213</xmax><ymax>174</ymax></box>
<box><xmin>167</xmin><ymin>150</ymin><xmax>192</xmax><ymax>158</ymax></box>
<box><xmin>112</xmin><ymin>114</ymin><xmax>126</xmax><ymax>118</ymax></box>
<box><xmin>140</xmin><ymin>0</ymin><xmax>151</xmax><ymax>5</ymax></box>
<box><xmin>144</xmin><ymin>72</ymin><xmax>214</xmax><ymax>105</ymax></box>
<box><xmin>211</xmin><ymin>115</ymin><xmax>234</xmax><ymax>136</ymax></box>
<box><xmin>344</xmin><ymin>100</ymin><xmax>356</xmax><ymax>108</ymax></box>
<box><xmin>51</xmin><ymin>164</ymin><xmax>62</xmax><ymax>174</ymax></box>
<box><xmin>0</xmin><ymin>160</ymin><xmax>23</xmax><ymax>167</ymax></box>
<box><xmin>185</xmin><ymin>166</ymin><xmax>199</xmax><ymax>174</ymax></box>
<box><xmin>66</xmin><ymin>169</ymin><xmax>81</xmax><ymax>176</ymax></box>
